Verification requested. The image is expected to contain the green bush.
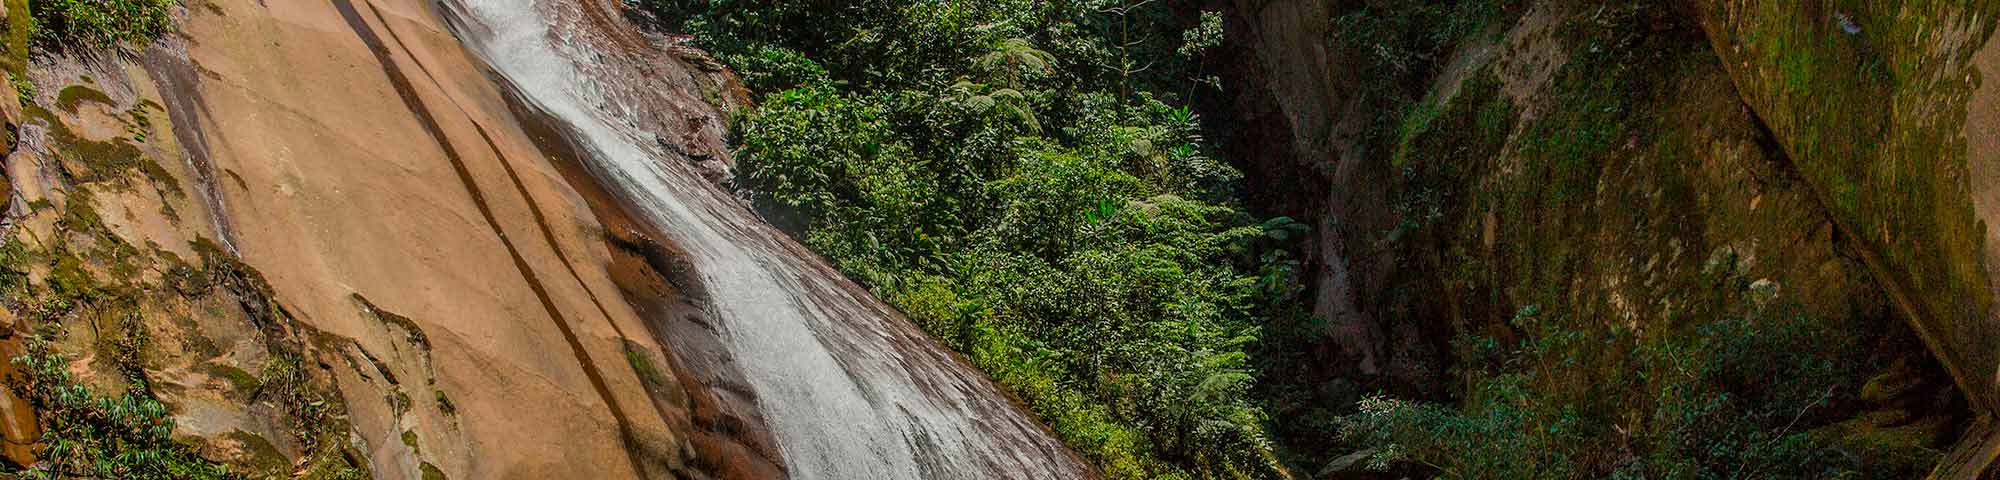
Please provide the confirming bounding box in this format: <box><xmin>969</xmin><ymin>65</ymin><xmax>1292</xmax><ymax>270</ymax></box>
<box><xmin>727</xmin><ymin>45</ymin><xmax>830</xmax><ymax>93</ymax></box>
<box><xmin>29</xmin><ymin>0</ymin><xmax>174</xmax><ymax>50</ymax></box>
<box><xmin>13</xmin><ymin>334</ymin><xmax>231</xmax><ymax>480</ymax></box>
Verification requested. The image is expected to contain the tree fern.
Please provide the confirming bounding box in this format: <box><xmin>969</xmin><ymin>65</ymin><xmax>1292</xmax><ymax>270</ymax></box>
<box><xmin>974</xmin><ymin>37</ymin><xmax>1055</xmax><ymax>89</ymax></box>
<box><xmin>949</xmin><ymin>80</ymin><xmax>1042</xmax><ymax>133</ymax></box>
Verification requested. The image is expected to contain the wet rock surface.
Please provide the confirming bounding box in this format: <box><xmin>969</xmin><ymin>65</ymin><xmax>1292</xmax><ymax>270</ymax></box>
<box><xmin>437</xmin><ymin>0</ymin><xmax>1098</xmax><ymax>477</ymax></box>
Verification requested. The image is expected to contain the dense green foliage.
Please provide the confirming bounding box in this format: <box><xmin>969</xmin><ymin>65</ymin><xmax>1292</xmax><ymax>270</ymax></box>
<box><xmin>26</xmin><ymin>0</ymin><xmax>174</xmax><ymax>49</ymax></box>
<box><xmin>633</xmin><ymin>0</ymin><xmax>1297</xmax><ymax>477</ymax></box>
<box><xmin>1</xmin><ymin>0</ymin><xmax>28</xmax><ymax>74</ymax></box>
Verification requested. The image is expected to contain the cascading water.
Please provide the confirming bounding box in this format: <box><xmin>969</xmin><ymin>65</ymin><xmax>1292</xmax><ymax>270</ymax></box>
<box><xmin>433</xmin><ymin>0</ymin><xmax>1098</xmax><ymax>478</ymax></box>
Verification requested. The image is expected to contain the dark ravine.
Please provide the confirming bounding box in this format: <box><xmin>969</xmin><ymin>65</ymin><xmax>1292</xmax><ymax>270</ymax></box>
<box><xmin>1202</xmin><ymin>0</ymin><xmax>1393</xmax><ymax>384</ymax></box>
<box><xmin>1202</xmin><ymin>0</ymin><xmax>1991</xmax><ymax>476</ymax></box>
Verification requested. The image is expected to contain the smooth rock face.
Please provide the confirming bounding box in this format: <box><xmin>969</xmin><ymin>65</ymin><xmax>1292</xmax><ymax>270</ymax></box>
<box><xmin>435</xmin><ymin>0</ymin><xmax>1099</xmax><ymax>478</ymax></box>
<box><xmin>149</xmin><ymin>0</ymin><xmax>698</xmax><ymax>477</ymax></box>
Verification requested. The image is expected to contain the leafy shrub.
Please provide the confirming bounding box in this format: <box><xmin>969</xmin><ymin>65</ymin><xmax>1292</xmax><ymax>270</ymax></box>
<box><xmin>735</xmin><ymin>83</ymin><xmax>1292</xmax><ymax>479</ymax></box>
<box><xmin>12</xmin><ymin>334</ymin><xmax>231</xmax><ymax>480</ymax></box>
<box><xmin>725</xmin><ymin>45</ymin><xmax>830</xmax><ymax>93</ymax></box>
<box><xmin>28</xmin><ymin>0</ymin><xmax>174</xmax><ymax>50</ymax></box>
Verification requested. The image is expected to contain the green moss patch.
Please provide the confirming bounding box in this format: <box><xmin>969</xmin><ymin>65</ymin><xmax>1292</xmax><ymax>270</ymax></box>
<box><xmin>205</xmin><ymin>362</ymin><xmax>263</xmax><ymax>395</ymax></box>
<box><xmin>0</xmin><ymin>0</ymin><xmax>25</xmax><ymax>75</ymax></box>
<box><xmin>420</xmin><ymin>462</ymin><xmax>447</xmax><ymax>480</ymax></box>
<box><xmin>24</xmin><ymin>103</ymin><xmax>182</xmax><ymax>197</ymax></box>
<box><xmin>622</xmin><ymin>341</ymin><xmax>672</xmax><ymax>393</ymax></box>
<box><xmin>433</xmin><ymin>389</ymin><xmax>456</xmax><ymax>416</ymax></box>
<box><xmin>55</xmin><ymin>84</ymin><xmax>108</xmax><ymax>112</ymax></box>
<box><xmin>227</xmin><ymin>428</ymin><xmax>291</xmax><ymax>474</ymax></box>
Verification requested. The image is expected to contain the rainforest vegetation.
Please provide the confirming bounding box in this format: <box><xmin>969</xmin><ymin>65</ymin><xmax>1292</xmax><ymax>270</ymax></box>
<box><xmin>24</xmin><ymin>0</ymin><xmax>172</xmax><ymax>49</ymax></box>
<box><xmin>629</xmin><ymin>1</ymin><xmax>1295</xmax><ymax>477</ymax></box>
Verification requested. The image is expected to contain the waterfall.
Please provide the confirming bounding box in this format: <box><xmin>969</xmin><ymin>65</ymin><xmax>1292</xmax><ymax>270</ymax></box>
<box><xmin>432</xmin><ymin>0</ymin><xmax>1097</xmax><ymax>478</ymax></box>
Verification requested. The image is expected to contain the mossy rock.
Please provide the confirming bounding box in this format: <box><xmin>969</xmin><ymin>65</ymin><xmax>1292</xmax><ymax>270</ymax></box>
<box><xmin>433</xmin><ymin>389</ymin><xmax>456</xmax><ymax>416</ymax></box>
<box><xmin>23</xmin><ymin>103</ymin><xmax>180</xmax><ymax>197</ymax></box>
<box><xmin>225</xmin><ymin>429</ymin><xmax>290</xmax><ymax>474</ymax></box>
<box><xmin>401</xmin><ymin>429</ymin><xmax>419</xmax><ymax>453</ymax></box>
<box><xmin>205</xmin><ymin>363</ymin><xmax>263</xmax><ymax>395</ymax></box>
<box><xmin>420</xmin><ymin>462</ymin><xmax>447</xmax><ymax>480</ymax></box>
<box><xmin>55</xmin><ymin>85</ymin><xmax>110</xmax><ymax>112</ymax></box>
<box><xmin>1690</xmin><ymin>0</ymin><xmax>2000</xmax><ymax>410</ymax></box>
<box><xmin>0</xmin><ymin>0</ymin><xmax>28</xmax><ymax>75</ymax></box>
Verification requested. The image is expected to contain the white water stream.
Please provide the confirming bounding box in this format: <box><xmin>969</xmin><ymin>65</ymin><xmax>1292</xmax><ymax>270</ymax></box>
<box><xmin>434</xmin><ymin>0</ymin><xmax>1095</xmax><ymax>478</ymax></box>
